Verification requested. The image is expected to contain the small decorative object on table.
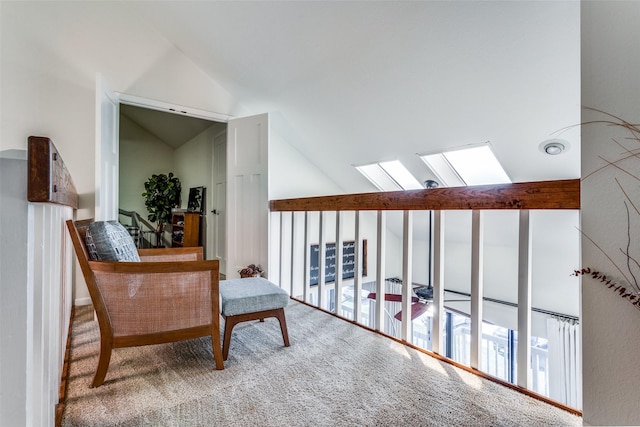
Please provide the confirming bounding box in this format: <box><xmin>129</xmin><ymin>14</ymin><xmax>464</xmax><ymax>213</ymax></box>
<box><xmin>239</xmin><ymin>264</ymin><xmax>263</xmax><ymax>278</ymax></box>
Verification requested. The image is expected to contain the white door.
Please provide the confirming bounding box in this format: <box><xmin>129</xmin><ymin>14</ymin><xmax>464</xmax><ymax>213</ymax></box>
<box><xmin>95</xmin><ymin>74</ymin><xmax>119</xmax><ymax>221</ymax></box>
<box><xmin>211</xmin><ymin>131</ymin><xmax>227</xmax><ymax>274</ymax></box>
<box><xmin>226</xmin><ymin>113</ymin><xmax>269</xmax><ymax>279</ymax></box>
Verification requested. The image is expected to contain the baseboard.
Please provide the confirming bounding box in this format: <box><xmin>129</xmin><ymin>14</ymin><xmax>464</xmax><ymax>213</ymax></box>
<box><xmin>74</xmin><ymin>296</ymin><xmax>91</xmax><ymax>306</ymax></box>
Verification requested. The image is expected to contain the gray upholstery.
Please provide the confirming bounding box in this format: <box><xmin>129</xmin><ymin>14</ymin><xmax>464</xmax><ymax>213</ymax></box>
<box><xmin>220</xmin><ymin>277</ymin><xmax>289</xmax><ymax>316</ymax></box>
<box><xmin>85</xmin><ymin>220</ymin><xmax>141</xmax><ymax>262</ymax></box>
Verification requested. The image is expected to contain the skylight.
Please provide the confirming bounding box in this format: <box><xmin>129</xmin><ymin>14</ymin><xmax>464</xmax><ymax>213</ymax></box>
<box><xmin>419</xmin><ymin>143</ymin><xmax>510</xmax><ymax>187</ymax></box>
<box><xmin>355</xmin><ymin>163</ymin><xmax>401</xmax><ymax>191</ymax></box>
<box><xmin>378</xmin><ymin>161</ymin><xmax>424</xmax><ymax>190</ymax></box>
<box><xmin>355</xmin><ymin>160</ymin><xmax>423</xmax><ymax>191</ymax></box>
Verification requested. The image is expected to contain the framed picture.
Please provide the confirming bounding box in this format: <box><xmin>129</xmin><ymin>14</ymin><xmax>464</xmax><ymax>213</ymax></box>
<box><xmin>309</xmin><ymin>239</ymin><xmax>367</xmax><ymax>285</ymax></box>
<box><xmin>187</xmin><ymin>186</ymin><xmax>205</xmax><ymax>213</ymax></box>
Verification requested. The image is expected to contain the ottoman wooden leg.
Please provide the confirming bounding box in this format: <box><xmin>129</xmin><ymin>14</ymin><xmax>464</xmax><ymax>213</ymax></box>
<box><xmin>275</xmin><ymin>308</ymin><xmax>290</xmax><ymax>347</ymax></box>
<box><xmin>222</xmin><ymin>308</ymin><xmax>290</xmax><ymax>360</ymax></box>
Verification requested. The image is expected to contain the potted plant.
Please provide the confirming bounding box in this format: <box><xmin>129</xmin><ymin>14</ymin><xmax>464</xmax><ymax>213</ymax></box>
<box><xmin>238</xmin><ymin>264</ymin><xmax>263</xmax><ymax>278</ymax></box>
<box><xmin>142</xmin><ymin>173</ymin><xmax>182</xmax><ymax>237</ymax></box>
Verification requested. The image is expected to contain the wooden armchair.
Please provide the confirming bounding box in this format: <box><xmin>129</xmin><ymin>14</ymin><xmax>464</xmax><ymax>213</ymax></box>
<box><xmin>66</xmin><ymin>219</ymin><xmax>224</xmax><ymax>387</ymax></box>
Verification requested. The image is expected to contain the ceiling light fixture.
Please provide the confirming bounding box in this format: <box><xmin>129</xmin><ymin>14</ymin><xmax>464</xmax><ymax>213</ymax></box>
<box><xmin>540</xmin><ymin>139</ymin><xmax>568</xmax><ymax>156</ymax></box>
<box><xmin>424</xmin><ymin>179</ymin><xmax>439</xmax><ymax>189</ymax></box>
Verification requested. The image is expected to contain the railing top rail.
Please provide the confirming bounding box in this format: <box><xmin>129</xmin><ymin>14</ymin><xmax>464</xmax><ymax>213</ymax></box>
<box><xmin>269</xmin><ymin>179</ymin><xmax>580</xmax><ymax>212</ymax></box>
<box><xmin>27</xmin><ymin>136</ymin><xmax>78</xmax><ymax>209</ymax></box>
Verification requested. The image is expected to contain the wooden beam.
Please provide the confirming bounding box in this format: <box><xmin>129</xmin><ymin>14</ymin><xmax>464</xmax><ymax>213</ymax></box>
<box><xmin>269</xmin><ymin>179</ymin><xmax>579</xmax><ymax>212</ymax></box>
<box><xmin>28</xmin><ymin>136</ymin><xmax>78</xmax><ymax>209</ymax></box>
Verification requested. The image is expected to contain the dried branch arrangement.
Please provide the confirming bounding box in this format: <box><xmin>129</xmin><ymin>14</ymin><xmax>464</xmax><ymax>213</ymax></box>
<box><xmin>573</xmin><ymin>108</ymin><xmax>640</xmax><ymax>310</ymax></box>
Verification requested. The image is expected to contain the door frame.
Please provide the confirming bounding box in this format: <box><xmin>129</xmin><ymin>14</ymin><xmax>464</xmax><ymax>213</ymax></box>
<box><xmin>118</xmin><ymin>93</ymin><xmax>233</xmax><ymax>123</ymax></box>
<box><xmin>211</xmin><ymin>128</ymin><xmax>228</xmax><ymax>274</ymax></box>
<box><xmin>117</xmin><ymin>94</ymin><xmax>232</xmax><ymax>257</ymax></box>
<box><xmin>101</xmin><ymin>89</ymin><xmax>270</xmax><ymax>278</ymax></box>
<box><xmin>106</xmin><ymin>90</ymin><xmax>233</xmax><ymax>250</ymax></box>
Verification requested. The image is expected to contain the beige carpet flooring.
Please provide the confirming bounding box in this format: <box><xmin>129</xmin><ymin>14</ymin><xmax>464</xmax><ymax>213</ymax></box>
<box><xmin>61</xmin><ymin>301</ymin><xmax>581</xmax><ymax>426</ymax></box>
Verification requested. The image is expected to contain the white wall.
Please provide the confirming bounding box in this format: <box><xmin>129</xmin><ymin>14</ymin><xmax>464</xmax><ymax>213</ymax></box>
<box><xmin>582</xmin><ymin>2</ymin><xmax>640</xmax><ymax>425</ymax></box>
<box><xmin>174</xmin><ymin>126</ymin><xmax>218</xmax><ymax>203</ymax></box>
<box><xmin>174</xmin><ymin>125</ymin><xmax>220</xmax><ymax>258</ymax></box>
<box><xmin>268</xmin><ymin>127</ymin><xmax>343</xmax><ymax>200</ymax></box>
<box><xmin>119</xmin><ymin>115</ymin><xmax>175</xmax><ymax>222</ymax></box>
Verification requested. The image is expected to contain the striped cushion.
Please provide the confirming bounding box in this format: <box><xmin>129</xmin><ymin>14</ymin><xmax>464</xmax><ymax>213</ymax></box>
<box><xmin>85</xmin><ymin>221</ymin><xmax>140</xmax><ymax>262</ymax></box>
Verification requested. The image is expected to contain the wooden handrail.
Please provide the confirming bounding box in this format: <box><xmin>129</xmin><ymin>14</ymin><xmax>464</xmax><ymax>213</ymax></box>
<box><xmin>28</xmin><ymin>136</ymin><xmax>78</xmax><ymax>209</ymax></box>
<box><xmin>270</xmin><ymin>179</ymin><xmax>580</xmax><ymax>212</ymax></box>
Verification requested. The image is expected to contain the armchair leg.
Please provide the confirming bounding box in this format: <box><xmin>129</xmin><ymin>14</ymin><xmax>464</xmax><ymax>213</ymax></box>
<box><xmin>211</xmin><ymin>332</ymin><xmax>225</xmax><ymax>370</ymax></box>
<box><xmin>91</xmin><ymin>343</ymin><xmax>112</xmax><ymax>388</ymax></box>
<box><xmin>223</xmin><ymin>316</ymin><xmax>240</xmax><ymax>361</ymax></box>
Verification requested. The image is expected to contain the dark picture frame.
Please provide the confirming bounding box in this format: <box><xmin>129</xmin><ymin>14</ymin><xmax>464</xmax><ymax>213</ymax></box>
<box><xmin>187</xmin><ymin>186</ymin><xmax>205</xmax><ymax>213</ymax></box>
<box><xmin>309</xmin><ymin>239</ymin><xmax>367</xmax><ymax>286</ymax></box>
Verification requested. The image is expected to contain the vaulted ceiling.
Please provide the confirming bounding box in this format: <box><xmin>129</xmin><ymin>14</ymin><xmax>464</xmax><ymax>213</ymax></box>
<box><xmin>125</xmin><ymin>1</ymin><xmax>581</xmax><ymax>193</ymax></box>
<box><xmin>6</xmin><ymin>1</ymin><xmax>581</xmax><ymax>194</ymax></box>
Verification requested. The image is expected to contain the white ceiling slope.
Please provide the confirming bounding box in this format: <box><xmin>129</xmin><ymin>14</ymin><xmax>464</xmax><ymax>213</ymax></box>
<box><xmin>129</xmin><ymin>1</ymin><xmax>581</xmax><ymax>194</ymax></box>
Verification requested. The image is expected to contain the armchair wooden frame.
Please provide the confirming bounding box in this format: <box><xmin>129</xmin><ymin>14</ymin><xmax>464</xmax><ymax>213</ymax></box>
<box><xmin>66</xmin><ymin>219</ymin><xmax>224</xmax><ymax>387</ymax></box>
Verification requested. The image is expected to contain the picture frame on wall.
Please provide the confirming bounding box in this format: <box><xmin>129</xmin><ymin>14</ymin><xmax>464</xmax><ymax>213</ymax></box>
<box><xmin>309</xmin><ymin>240</ymin><xmax>367</xmax><ymax>286</ymax></box>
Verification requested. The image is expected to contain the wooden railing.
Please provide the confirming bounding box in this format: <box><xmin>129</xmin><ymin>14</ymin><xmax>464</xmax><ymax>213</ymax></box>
<box><xmin>269</xmin><ymin>179</ymin><xmax>580</xmax><ymax>211</ymax></box>
<box><xmin>268</xmin><ymin>179</ymin><xmax>580</xmax><ymax>412</ymax></box>
<box><xmin>27</xmin><ymin>136</ymin><xmax>77</xmax><ymax>427</ymax></box>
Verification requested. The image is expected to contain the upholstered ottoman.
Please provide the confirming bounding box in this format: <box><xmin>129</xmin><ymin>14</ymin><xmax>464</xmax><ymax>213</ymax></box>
<box><xmin>219</xmin><ymin>277</ymin><xmax>290</xmax><ymax>360</ymax></box>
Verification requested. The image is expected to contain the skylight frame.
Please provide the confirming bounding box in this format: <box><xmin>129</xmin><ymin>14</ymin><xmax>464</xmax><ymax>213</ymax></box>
<box><xmin>355</xmin><ymin>160</ymin><xmax>423</xmax><ymax>192</ymax></box>
<box><xmin>418</xmin><ymin>142</ymin><xmax>511</xmax><ymax>187</ymax></box>
<box><xmin>355</xmin><ymin>163</ymin><xmax>402</xmax><ymax>192</ymax></box>
<box><xmin>378</xmin><ymin>160</ymin><xmax>424</xmax><ymax>190</ymax></box>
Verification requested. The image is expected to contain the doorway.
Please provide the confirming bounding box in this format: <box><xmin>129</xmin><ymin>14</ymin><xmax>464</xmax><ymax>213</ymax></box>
<box><xmin>97</xmin><ymin>82</ymin><xmax>270</xmax><ymax>280</ymax></box>
<box><xmin>118</xmin><ymin>103</ymin><xmax>227</xmax><ymax>270</ymax></box>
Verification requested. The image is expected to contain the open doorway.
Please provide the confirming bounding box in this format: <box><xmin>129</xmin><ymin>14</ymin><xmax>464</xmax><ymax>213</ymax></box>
<box><xmin>118</xmin><ymin>104</ymin><xmax>227</xmax><ymax>271</ymax></box>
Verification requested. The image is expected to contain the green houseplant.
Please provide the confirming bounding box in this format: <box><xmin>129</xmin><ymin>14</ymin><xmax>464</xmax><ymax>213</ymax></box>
<box><xmin>142</xmin><ymin>173</ymin><xmax>182</xmax><ymax>233</ymax></box>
